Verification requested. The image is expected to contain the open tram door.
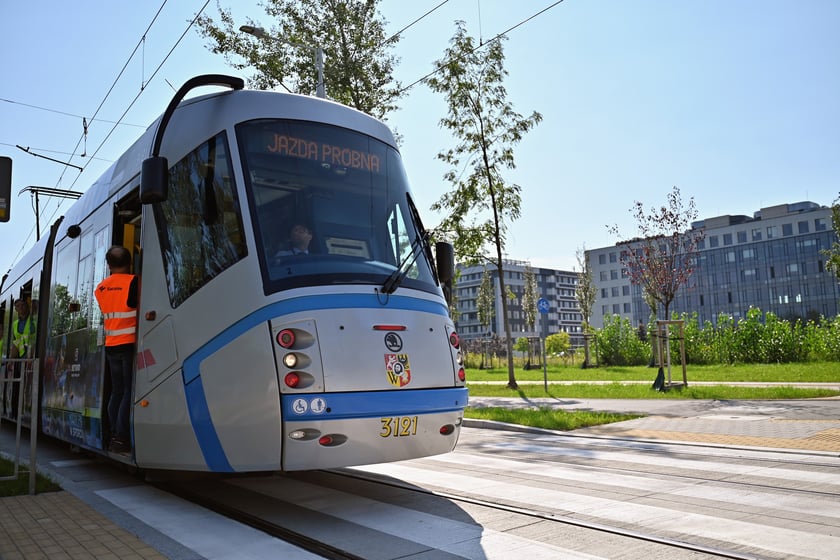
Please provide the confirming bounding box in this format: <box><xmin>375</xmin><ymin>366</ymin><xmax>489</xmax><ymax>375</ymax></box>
<box><xmin>100</xmin><ymin>191</ymin><xmax>142</xmax><ymax>449</ymax></box>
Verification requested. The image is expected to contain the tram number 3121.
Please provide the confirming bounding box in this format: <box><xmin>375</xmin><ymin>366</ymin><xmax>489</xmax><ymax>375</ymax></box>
<box><xmin>380</xmin><ymin>416</ymin><xmax>419</xmax><ymax>438</ymax></box>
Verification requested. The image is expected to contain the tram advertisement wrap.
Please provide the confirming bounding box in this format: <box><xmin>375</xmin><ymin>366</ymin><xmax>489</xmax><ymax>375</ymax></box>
<box><xmin>42</xmin><ymin>328</ymin><xmax>104</xmax><ymax>449</ymax></box>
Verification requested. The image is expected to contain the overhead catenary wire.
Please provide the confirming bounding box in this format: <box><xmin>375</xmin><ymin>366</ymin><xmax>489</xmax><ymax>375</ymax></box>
<box><xmin>398</xmin><ymin>0</ymin><xmax>566</xmax><ymax>95</ymax></box>
<box><xmin>6</xmin><ymin>0</ymin><xmax>213</xmax><ymax>268</ymax></box>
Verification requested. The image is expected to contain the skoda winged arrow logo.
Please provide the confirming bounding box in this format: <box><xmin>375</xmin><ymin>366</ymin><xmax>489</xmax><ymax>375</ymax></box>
<box><xmin>384</xmin><ymin>332</ymin><xmax>403</xmax><ymax>352</ymax></box>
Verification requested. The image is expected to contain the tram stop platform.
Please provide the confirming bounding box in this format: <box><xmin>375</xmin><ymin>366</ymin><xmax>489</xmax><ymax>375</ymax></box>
<box><xmin>2</xmin><ymin>390</ymin><xmax>839</xmax><ymax>559</ymax></box>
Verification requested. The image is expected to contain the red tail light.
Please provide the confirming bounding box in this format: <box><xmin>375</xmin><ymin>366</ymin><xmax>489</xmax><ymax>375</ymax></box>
<box><xmin>458</xmin><ymin>368</ymin><xmax>466</xmax><ymax>382</ymax></box>
<box><xmin>449</xmin><ymin>332</ymin><xmax>460</xmax><ymax>348</ymax></box>
<box><xmin>277</xmin><ymin>329</ymin><xmax>296</xmax><ymax>348</ymax></box>
<box><xmin>284</xmin><ymin>372</ymin><xmax>300</xmax><ymax>388</ymax></box>
<box><xmin>439</xmin><ymin>424</ymin><xmax>455</xmax><ymax>435</ymax></box>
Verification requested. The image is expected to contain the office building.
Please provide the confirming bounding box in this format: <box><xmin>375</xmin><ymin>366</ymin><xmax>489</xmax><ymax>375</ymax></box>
<box><xmin>587</xmin><ymin>201</ymin><xmax>840</xmax><ymax>329</ymax></box>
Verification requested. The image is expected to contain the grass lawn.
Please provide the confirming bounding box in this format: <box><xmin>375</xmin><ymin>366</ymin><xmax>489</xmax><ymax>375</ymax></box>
<box><xmin>466</xmin><ymin>361</ymin><xmax>840</xmax><ymax>383</ymax></box>
<box><xmin>0</xmin><ymin>455</ymin><xmax>61</xmax><ymax>497</ymax></box>
<box><xmin>463</xmin><ymin>361</ymin><xmax>839</xmax><ymax>430</ymax></box>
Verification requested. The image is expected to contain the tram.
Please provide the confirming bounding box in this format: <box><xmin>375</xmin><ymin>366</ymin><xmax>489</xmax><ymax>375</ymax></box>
<box><xmin>0</xmin><ymin>75</ymin><xmax>467</xmax><ymax>472</ymax></box>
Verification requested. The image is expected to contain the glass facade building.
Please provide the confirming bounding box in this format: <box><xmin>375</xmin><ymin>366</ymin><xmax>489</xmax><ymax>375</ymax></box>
<box><xmin>587</xmin><ymin>201</ymin><xmax>839</xmax><ymax>328</ymax></box>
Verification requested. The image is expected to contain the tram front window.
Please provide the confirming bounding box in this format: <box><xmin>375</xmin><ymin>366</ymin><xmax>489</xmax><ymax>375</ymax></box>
<box><xmin>238</xmin><ymin>120</ymin><xmax>438</xmax><ymax>295</ymax></box>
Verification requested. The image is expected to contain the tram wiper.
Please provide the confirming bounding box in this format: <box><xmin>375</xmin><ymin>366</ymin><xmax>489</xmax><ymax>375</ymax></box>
<box><xmin>381</xmin><ymin>234</ymin><xmax>424</xmax><ymax>294</ymax></box>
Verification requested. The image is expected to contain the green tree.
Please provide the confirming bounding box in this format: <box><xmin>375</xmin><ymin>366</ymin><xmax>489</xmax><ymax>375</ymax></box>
<box><xmin>522</xmin><ymin>265</ymin><xmax>538</xmax><ymax>334</ymax></box>
<box><xmin>196</xmin><ymin>0</ymin><xmax>402</xmax><ymax>118</ymax></box>
<box><xmin>521</xmin><ymin>265</ymin><xmax>539</xmax><ymax>368</ymax></box>
<box><xmin>821</xmin><ymin>194</ymin><xmax>840</xmax><ymax>281</ymax></box>
<box><xmin>427</xmin><ymin>22</ymin><xmax>542</xmax><ymax>390</ymax></box>
<box><xmin>575</xmin><ymin>246</ymin><xmax>596</xmax><ymax>367</ymax></box>
<box><xmin>477</xmin><ymin>268</ymin><xmax>495</xmax><ymax>335</ymax></box>
<box><xmin>609</xmin><ymin>186</ymin><xmax>704</xmax><ymax>321</ymax></box>
<box><xmin>545</xmin><ymin>332</ymin><xmax>571</xmax><ymax>356</ymax></box>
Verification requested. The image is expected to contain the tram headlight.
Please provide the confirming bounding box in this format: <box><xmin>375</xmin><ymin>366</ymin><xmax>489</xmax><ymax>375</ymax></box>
<box><xmin>283</xmin><ymin>352</ymin><xmax>298</xmax><ymax>368</ymax></box>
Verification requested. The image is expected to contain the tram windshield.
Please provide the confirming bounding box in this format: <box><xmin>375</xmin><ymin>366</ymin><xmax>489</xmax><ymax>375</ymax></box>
<box><xmin>237</xmin><ymin>119</ymin><xmax>439</xmax><ymax>295</ymax></box>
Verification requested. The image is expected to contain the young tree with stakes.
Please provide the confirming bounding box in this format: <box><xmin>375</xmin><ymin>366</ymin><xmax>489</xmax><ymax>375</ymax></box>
<box><xmin>608</xmin><ymin>186</ymin><xmax>704</xmax><ymax>323</ymax></box>
<box><xmin>575</xmin><ymin>246</ymin><xmax>597</xmax><ymax>367</ymax></box>
<box><xmin>426</xmin><ymin>21</ymin><xmax>542</xmax><ymax>390</ymax></box>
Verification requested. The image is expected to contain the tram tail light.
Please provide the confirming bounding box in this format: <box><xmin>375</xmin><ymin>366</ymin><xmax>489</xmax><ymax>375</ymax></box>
<box><xmin>276</xmin><ymin>329</ymin><xmax>296</xmax><ymax>348</ymax></box>
<box><xmin>284</xmin><ymin>372</ymin><xmax>300</xmax><ymax>388</ymax></box>
<box><xmin>458</xmin><ymin>368</ymin><xmax>466</xmax><ymax>382</ymax></box>
<box><xmin>318</xmin><ymin>434</ymin><xmax>347</xmax><ymax>447</ymax></box>
<box><xmin>449</xmin><ymin>332</ymin><xmax>460</xmax><ymax>348</ymax></box>
<box><xmin>439</xmin><ymin>424</ymin><xmax>455</xmax><ymax>435</ymax></box>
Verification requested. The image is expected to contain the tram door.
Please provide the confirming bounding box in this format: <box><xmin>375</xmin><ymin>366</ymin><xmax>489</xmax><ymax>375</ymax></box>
<box><xmin>101</xmin><ymin>191</ymin><xmax>142</xmax><ymax>443</ymax></box>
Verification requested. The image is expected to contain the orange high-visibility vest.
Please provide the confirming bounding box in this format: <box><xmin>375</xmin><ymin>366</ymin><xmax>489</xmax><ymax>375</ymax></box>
<box><xmin>95</xmin><ymin>274</ymin><xmax>137</xmax><ymax>346</ymax></box>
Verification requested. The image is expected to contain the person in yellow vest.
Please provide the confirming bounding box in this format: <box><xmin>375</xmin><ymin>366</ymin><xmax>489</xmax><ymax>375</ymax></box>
<box><xmin>8</xmin><ymin>299</ymin><xmax>36</xmax><ymax>418</ymax></box>
<box><xmin>94</xmin><ymin>246</ymin><xmax>138</xmax><ymax>454</ymax></box>
<box><xmin>11</xmin><ymin>299</ymin><xmax>35</xmax><ymax>359</ymax></box>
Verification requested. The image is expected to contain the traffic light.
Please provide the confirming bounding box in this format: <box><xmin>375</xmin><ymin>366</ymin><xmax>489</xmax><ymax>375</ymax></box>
<box><xmin>0</xmin><ymin>156</ymin><xmax>11</xmax><ymax>222</ymax></box>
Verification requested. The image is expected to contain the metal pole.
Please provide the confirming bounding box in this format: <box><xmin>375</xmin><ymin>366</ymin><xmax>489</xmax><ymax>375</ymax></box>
<box><xmin>315</xmin><ymin>47</ymin><xmax>325</xmax><ymax>98</ymax></box>
<box><xmin>35</xmin><ymin>191</ymin><xmax>40</xmax><ymax>241</ymax></box>
<box><xmin>28</xmin><ymin>359</ymin><xmax>39</xmax><ymax>495</ymax></box>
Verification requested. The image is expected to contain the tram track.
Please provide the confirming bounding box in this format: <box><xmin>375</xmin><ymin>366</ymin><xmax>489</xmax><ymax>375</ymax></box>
<box><xmin>329</xmin><ymin>468</ymin><xmax>768</xmax><ymax>560</ymax></box>
<box><xmin>463</xmin><ymin>432</ymin><xmax>840</xmax><ymax>498</ymax></box>
<box><xmin>149</xmin><ymin>428</ymin><xmax>838</xmax><ymax>559</ymax></box>
<box><xmin>157</xmin><ymin>466</ymin><xmax>770</xmax><ymax>560</ymax></box>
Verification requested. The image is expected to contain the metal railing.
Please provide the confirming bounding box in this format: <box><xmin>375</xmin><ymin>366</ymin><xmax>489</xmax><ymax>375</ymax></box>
<box><xmin>0</xmin><ymin>358</ymin><xmax>40</xmax><ymax>494</ymax></box>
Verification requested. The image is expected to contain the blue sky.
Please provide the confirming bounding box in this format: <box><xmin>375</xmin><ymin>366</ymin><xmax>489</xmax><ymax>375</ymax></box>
<box><xmin>2</xmin><ymin>0</ymin><xmax>838</xmax><ymax>275</ymax></box>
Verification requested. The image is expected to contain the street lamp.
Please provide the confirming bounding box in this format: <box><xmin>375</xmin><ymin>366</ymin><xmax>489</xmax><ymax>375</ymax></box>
<box><xmin>239</xmin><ymin>25</ymin><xmax>325</xmax><ymax>99</ymax></box>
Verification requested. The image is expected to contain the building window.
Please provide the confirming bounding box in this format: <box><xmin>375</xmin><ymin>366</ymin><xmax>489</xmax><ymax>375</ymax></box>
<box><xmin>709</xmin><ymin>235</ymin><xmax>719</xmax><ymax>248</ymax></box>
<box><xmin>723</xmin><ymin>233</ymin><xmax>733</xmax><ymax>246</ymax></box>
<box><xmin>599</xmin><ymin>254</ymin><xmax>606</xmax><ymax>264</ymax></box>
<box><xmin>610</xmin><ymin>269</ymin><xmax>619</xmax><ymax>280</ymax></box>
<box><xmin>699</xmin><ymin>294</ymin><xmax>704</xmax><ymax>306</ymax></box>
<box><xmin>611</xmin><ymin>286</ymin><xmax>619</xmax><ymax>297</ymax></box>
<box><xmin>725</xmin><ymin>251</ymin><xmax>736</xmax><ymax>263</ymax></box>
<box><xmin>623</xmin><ymin>303</ymin><xmax>631</xmax><ymax>313</ymax></box>
<box><xmin>787</xmin><ymin>263</ymin><xmax>798</xmax><ymax>274</ymax></box>
<box><xmin>767</xmin><ymin>226</ymin><xmax>777</xmax><ymax>239</ymax></box>
<box><xmin>815</xmin><ymin>218</ymin><xmax>827</xmax><ymax>231</ymax></box>
<box><xmin>742</xmin><ymin>248</ymin><xmax>755</xmax><ymax>259</ymax></box>
<box><xmin>609</xmin><ymin>252</ymin><xmax>617</xmax><ymax>263</ymax></box>
<box><xmin>612</xmin><ymin>304</ymin><xmax>620</xmax><ymax>314</ymax></box>
<box><xmin>798</xmin><ymin>221</ymin><xmax>809</xmax><ymax>234</ymax></box>
<box><xmin>601</xmin><ymin>288</ymin><xmax>608</xmax><ymax>298</ymax></box>
<box><xmin>752</xmin><ymin>228</ymin><xmax>762</xmax><ymax>241</ymax></box>
<box><xmin>782</xmin><ymin>223</ymin><xmax>793</xmax><ymax>236</ymax></box>
<box><xmin>622</xmin><ymin>285</ymin><xmax>630</xmax><ymax>296</ymax></box>
<box><xmin>737</xmin><ymin>231</ymin><xmax>747</xmax><ymax>243</ymax></box>
<box><xmin>600</xmin><ymin>271</ymin><xmax>607</xmax><ymax>281</ymax></box>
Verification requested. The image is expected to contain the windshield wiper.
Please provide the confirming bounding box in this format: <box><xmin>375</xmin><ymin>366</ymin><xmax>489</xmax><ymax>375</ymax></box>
<box><xmin>381</xmin><ymin>233</ymin><xmax>425</xmax><ymax>294</ymax></box>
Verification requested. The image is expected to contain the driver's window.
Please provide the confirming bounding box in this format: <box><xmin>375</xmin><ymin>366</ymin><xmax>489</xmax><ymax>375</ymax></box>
<box><xmin>388</xmin><ymin>205</ymin><xmax>416</xmax><ymax>276</ymax></box>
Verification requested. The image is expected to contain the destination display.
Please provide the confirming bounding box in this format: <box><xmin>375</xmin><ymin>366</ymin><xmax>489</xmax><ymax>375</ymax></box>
<box><xmin>264</xmin><ymin>132</ymin><xmax>382</xmax><ymax>173</ymax></box>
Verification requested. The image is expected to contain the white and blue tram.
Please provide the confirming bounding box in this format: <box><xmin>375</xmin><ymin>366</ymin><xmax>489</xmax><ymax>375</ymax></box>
<box><xmin>0</xmin><ymin>75</ymin><xmax>467</xmax><ymax>472</ymax></box>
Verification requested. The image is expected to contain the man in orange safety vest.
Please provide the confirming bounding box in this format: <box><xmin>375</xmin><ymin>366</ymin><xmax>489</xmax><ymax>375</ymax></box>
<box><xmin>94</xmin><ymin>246</ymin><xmax>138</xmax><ymax>454</ymax></box>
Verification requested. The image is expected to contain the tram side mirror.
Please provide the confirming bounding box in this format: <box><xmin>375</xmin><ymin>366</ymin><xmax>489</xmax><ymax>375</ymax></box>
<box><xmin>0</xmin><ymin>156</ymin><xmax>12</xmax><ymax>222</ymax></box>
<box><xmin>140</xmin><ymin>156</ymin><xmax>169</xmax><ymax>204</ymax></box>
<box><xmin>435</xmin><ymin>241</ymin><xmax>455</xmax><ymax>306</ymax></box>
